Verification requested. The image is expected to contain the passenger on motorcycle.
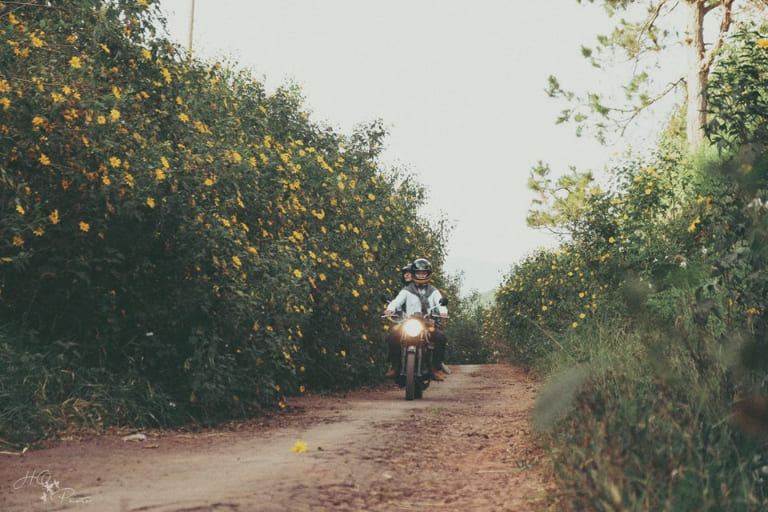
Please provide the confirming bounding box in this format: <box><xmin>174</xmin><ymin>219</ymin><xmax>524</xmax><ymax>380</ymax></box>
<box><xmin>383</xmin><ymin>258</ymin><xmax>449</xmax><ymax>381</ymax></box>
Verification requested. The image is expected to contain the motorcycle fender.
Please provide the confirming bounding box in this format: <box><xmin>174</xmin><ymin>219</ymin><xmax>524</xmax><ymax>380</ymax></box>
<box><xmin>406</xmin><ymin>346</ymin><xmax>417</xmax><ymax>354</ymax></box>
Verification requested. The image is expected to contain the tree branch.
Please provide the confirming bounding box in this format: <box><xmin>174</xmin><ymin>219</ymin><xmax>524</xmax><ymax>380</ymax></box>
<box><xmin>702</xmin><ymin>0</ymin><xmax>733</xmax><ymax>74</ymax></box>
<box><xmin>641</xmin><ymin>0</ymin><xmax>670</xmax><ymax>39</ymax></box>
<box><xmin>619</xmin><ymin>76</ymin><xmax>686</xmax><ymax>136</ymax></box>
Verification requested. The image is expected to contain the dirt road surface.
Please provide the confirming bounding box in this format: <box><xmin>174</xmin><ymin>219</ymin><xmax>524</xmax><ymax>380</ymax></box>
<box><xmin>0</xmin><ymin>364</ymin><xmax>560</xmax><ymax>511</ymax></box>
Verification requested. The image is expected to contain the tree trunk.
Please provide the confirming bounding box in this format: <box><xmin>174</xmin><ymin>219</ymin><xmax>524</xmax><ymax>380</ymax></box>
<box><xmin>685</xmin><ymin>0</ymin><xmax>707</xmax><ymax>152</ymax></box>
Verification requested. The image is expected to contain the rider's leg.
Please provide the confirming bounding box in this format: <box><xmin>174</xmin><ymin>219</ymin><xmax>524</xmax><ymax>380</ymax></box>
<box><xmin>431</xmin><ymin>329</ymin><xmax>448</xmax><ymax>380</ymax></box>
<box><xmin>386</xmin><ymin>329</ymin><xmax>400</xmax><ymax>377</ymax></box>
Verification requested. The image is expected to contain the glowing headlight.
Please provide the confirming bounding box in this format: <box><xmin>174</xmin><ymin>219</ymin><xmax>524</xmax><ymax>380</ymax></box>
<box><xmin>402</xmin><ymin>318</ymin><xmax>424</xmax><ymax>337</ymax></box>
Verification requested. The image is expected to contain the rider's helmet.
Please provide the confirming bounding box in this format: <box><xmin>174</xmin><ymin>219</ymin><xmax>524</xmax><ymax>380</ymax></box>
<box><xmin>401</xmin><ymin>264</ymin><xmax>413</xmax><ymax>284</ymax></box>
<box><xmin>411</xmin><ymin>258</ymin><xmax>432</xmax><ymax>285</ymax></box>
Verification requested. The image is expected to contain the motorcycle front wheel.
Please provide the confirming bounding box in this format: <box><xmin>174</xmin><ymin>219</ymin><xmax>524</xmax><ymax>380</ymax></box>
<box><xmin>405</xmin><ymin>351</ymin><xmax>416</xmax><ymax>401</ymax></box>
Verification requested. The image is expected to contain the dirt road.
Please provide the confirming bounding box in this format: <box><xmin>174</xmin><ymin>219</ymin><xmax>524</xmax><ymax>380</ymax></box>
<box><xmin>0</xmin><ymin>364</ymin><xmax>560</xmax><ymax>511</ymax></box>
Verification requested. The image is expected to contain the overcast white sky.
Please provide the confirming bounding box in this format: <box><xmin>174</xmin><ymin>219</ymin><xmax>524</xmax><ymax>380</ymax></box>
<box><xmin>155</xmin><ymin>0</ymin><xmax>666</xmax><ymax>294</ymax></box>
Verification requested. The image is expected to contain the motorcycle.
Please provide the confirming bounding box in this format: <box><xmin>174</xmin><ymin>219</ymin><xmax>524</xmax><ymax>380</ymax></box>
<box><xmin>383</xmin><ymin>298</ymin><xmax>448</xmax><ymax>401</ymax></box>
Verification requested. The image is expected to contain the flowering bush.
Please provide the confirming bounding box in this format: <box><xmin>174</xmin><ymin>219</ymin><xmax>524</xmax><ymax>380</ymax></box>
<box><xmin>0</xmin><ymin>0</ymin><xmax>447</xmax><ymax>441</ymax></box>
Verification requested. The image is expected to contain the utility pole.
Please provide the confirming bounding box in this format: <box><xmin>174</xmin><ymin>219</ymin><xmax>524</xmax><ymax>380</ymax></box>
<box><xmin>187</xmin><ymin>0</ymin><xmax>195</xmax><ymax>53</ymax></box>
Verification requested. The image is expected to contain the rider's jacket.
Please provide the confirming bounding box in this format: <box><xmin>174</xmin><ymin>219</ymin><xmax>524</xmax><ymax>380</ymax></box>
<box><xmin>387</xmin><ymin>283</ymin><xmax>447</xmax><ymax>317</ymax></box>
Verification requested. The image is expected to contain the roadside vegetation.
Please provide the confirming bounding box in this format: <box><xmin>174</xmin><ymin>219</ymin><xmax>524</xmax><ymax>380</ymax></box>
<box><xmin>0</xmin><ymin>0</ymin><xmax>451</xmax><ymax>444</ymax></box>
<box><xmin>491</xmin><ymin>26</ymin><xmax>768</xmax><ymax>511</ymax></box>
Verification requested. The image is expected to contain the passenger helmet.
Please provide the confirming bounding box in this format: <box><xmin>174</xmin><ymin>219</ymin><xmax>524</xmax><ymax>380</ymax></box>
<box><xmin>401</xmin><ymin>264</ymin><xmax>413</xmax><ymax>284</ymax></box>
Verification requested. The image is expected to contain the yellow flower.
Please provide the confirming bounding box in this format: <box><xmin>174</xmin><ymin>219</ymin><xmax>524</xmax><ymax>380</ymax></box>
<box><xmin>155</xmin><ymin>169</ymin><xmax>166</xmax><ymax>181</ymax></box>
<box><xmin>146</xmin><ymin>197</ymin><xmax>156</xmax><ymax>209</ymax></box>
<box><xmin>48</xmin><ymin>209</ymin><xmax>60</xmax><ymax>224</ymax></box>
<box><xmin>292</xmin><ymin>269</ymin><xmax>303</xmax><ymax>279</ymax></box>
<box><xmin>232</xmin><ymin>255</ymin><xmax>242</xmax><ymax>269</ymax></box>
<box><xmin>0</xmin><ymin>80</ymin><xmax>10</xmax><ymax>93</ymax></box>
<box><xmin>79</xmin><ymin>221</ymin><xmax>90</xmax><ymax>232</ymax></box>
<box><xmin>757</xmin><ymin>38</ymin><xmax>768</xmax><ymax>49</ymax></box>
<box><xmin>204</xmin><ymin>178</ymin><xmax>214</xmax><ymax>187</ymax></box>
<box><xmin>16</xmin><ymin>205</ymin><xmax>25</xmax><ymax>215</ymax></box>
<box><xmin>33</xmin><ymin>227</ymin><xmax>45</xmax><ymax>237</ymax></box>
<box><xmin>0</xmin><ymin>97</ymin><xmax>9</xmax><ymax>110</ymax></box>
<box><xmin>161</xmin><ymin>67</ymin><xmax>172</xmax><ymax>84</ymax></box>
<box><xmin>687</xmin><ymin>216</ymin><xmax>701</xmax><ymax>233</ymax></box>
<box><xmin>141</xmin><ymin>48</ymin><xmax>151</xmax><ymax>60</ymax></box>
<box><xmin>351</xmin><ymin>289</ymin><xmax>360</xmax><ymax>298</ymax></box>
<box><xmin>161</xmin><ymin>156</ymin><xmax>170</xmax><ymax>169</ymax></box>
<box><xmin>109</xmin><ymin>156</ymin><xmax>121</xmax><ymax>168</ymax></box>
<box><xmin>69</xmin><ymin>56</ymin><xmax>82</xmax><ymax>68</ymax></box>
<box><xmin>112</xmin><ymin>86</ymin><xmax>121</xmax><ymax>99</ymax></box>
<box><xmin>32</xmin><ymin>116</ymin><xmax>46</xmax><ymax>127</ymax></box>
<box><xmin>572</xmin><ymin>322</ymin><xmax>579</xmax><ymax>328</ymax></box>
<box><xmin>368</xmin><ymin>193</ymin><xmax>375</xmax><ymax>200</ymax></box>
<box><xmin>39</xmin><ymin>154</ymin><xmax>51</xmax><ymax>166</ymax></box>
<box><xmin>97</xmin><ymin>115</ymin><xmax>106</xmax><ymax>125</ymax></box>
<box><xmin>608</xmin><ymin>236</ymin><xmax>615</xmax><ymax>244</ymax></box>
<box><xmin>178</xmin><ymin>112</ymin><xmax>189</xmax><ymax>123</ymax></box>
<box><xmin>340</xmin><ymin>350</ymin><xmax>346</xmax><ymax>357</ymax></box>
<box><xmin>291</xmin><ymin>440</ymin><xmax>307</xmax><ymax>453</ymax></box>
<box><xmin>109</xmin><ymin>109</ymin><xmax>120</xmax><ymax>122</ymax></box>
<box><xmin>12</xmin><ymin>235</ymin><xmax>24</xmax><ymax>247</ymax></box>
<box><xmin>137</xmin><ymin>0</ymin><xmax>149</xmax><ymax>6</ymax></box>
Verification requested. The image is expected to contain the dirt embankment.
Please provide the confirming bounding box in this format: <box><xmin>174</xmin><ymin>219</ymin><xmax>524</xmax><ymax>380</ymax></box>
<box><xmin>0</xmin><ymin>364</ymin><xmax>560</xmax><ymax>512</ymax></box>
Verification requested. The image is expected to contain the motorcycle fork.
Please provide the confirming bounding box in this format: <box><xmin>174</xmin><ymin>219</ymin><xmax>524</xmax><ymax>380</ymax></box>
<box><xmin>400</xmin><ymin>345</ymin><xmax>424</xmax><ymax>377</ymax></box>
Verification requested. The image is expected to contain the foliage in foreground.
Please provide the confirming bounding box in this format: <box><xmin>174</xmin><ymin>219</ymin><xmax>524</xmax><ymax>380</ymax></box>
<box><xmin>0</xmin><ymin>0</ymin><xmax>449</xmax><ymax>443</ymax></box>
<box><xmin>491</xmin><ymin>28</ymin><xmax>768</xmax><ymax>510</ymax></box>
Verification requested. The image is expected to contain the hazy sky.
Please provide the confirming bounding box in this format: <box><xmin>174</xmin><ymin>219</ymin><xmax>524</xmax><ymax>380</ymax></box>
<box><xmin>155</xmin><ymin>0</ymin><xmax>657</xmax><ymax>294</ymax></box>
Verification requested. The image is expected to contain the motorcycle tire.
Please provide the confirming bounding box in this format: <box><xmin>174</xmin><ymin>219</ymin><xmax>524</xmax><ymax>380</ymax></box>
<box><xmin>405</xmin><ymin>351</ymin><xmax>416</xmax><ymax>401</ymax></box>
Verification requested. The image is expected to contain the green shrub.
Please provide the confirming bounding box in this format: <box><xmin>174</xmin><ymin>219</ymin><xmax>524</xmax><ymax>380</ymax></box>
<box><xmin>0</xmin><ymin>0</ymin><xmax>448</xmax><ymax>442</ymax></box>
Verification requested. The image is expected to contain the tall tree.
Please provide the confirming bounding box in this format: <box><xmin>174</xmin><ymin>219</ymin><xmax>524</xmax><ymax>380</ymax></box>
<box><xmin>548</xmin><ymin>0</ymin><xmax>768</xmax><ymax>152</ymax></box>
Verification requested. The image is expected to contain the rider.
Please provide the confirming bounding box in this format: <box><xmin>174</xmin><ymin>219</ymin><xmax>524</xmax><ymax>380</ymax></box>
<box><xmin>384</xmin><ymin>258</ymin><xmax>449</xmax><ymax>381</ymax></box>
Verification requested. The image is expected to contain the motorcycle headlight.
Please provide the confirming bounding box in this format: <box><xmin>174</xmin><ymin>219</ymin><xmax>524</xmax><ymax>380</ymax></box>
<box><xmin>402</xmin><ymin>318</ymin><xmax>424</xmax><ymax>337</ymax></box>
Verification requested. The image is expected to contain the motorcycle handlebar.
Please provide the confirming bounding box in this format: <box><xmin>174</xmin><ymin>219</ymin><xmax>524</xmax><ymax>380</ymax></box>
<box><xmin>380</xmin><ymin>312</ymin><xmax>448</xmax><ymax>321</ymax></box>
